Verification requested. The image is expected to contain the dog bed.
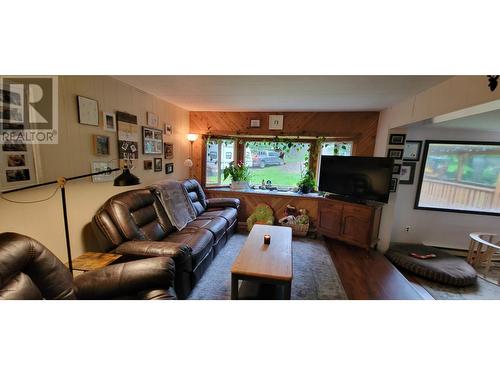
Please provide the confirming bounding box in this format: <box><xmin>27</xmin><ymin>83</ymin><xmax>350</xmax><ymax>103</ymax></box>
<box><xmin>386</xmin><ymin>243</ymin><xmax>477</xmax><ymax>287</ymax></box>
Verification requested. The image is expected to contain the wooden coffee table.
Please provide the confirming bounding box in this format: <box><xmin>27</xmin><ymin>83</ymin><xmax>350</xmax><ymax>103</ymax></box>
<box><xmin>231</xmin><ymin>224</ymin><xmax>293</xmax><ymax>299</ymax></box>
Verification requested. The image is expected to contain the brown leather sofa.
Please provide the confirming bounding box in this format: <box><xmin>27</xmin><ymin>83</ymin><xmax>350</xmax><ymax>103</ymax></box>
<box><xmin>0</xmin><ymin>232</ymin><xmax>176</xmax><ymax>300</ymax></box>
<box><xmin>92</xmin><ymin>179</ymin><xmax>239</xmax><ymax>299</ymax></box>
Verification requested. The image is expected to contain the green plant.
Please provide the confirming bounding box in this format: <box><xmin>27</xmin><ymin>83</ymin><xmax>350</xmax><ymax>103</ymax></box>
<box><xmin>297</xmin><ymin>163</ymin><xmax>315</xmax><ymax>193</ymax></box>
<box><xmin>223</xmin><ymin>161</ymin><xmax>251</xmax><ymax>182</ymax></box>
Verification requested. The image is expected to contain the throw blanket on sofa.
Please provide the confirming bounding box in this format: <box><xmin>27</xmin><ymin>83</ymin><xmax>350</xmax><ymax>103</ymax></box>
<box><xmin>152</xmin><ymin>180</ymin><xmax>197</xmax><ymax>230</ymax></box>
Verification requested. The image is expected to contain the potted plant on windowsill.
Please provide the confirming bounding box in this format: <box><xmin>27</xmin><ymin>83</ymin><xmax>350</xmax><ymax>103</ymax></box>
<box><xmin>297</xmin><ymin>168</ymin><xmax>315</xmax><ymax>194</ymax></box>
<box><xmin>223</xmin><ymin>161</ymin><xmax>251</xmax><ymax>190</ymax></box>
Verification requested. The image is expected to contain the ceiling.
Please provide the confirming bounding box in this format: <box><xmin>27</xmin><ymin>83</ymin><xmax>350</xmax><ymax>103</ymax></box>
<box><xmin>113</xmin><ymin>76</ymin><xmax>450</xmax><ymax>112</ymax></box>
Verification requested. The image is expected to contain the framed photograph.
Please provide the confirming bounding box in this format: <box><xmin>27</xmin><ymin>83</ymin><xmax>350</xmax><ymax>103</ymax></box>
<box><xmin>154</xmin><ymin>158</ymin><xmax>162</xmax><ymax>172</ymax></box>
<box><xmin>387</xmin><ymin>148</ymin><xmax>403</xmax><ymax>160</ymax></box>
<box><xmin>390</xmin><ymin>177</ymin><xmax>398</xmax><ymax>193</ymax></box>
<box><xmin>103</xmin><ymin>112</ymin><xmax>117</xmax><ymax>132</ymax></box>
<box><xmin>269</xmin><ymin>115</ymin><xmax>284</xmax><ymax>130</ymax></box>
<box><xmin>392</xmin><ymin>163</ymin><xmax>401</xmax><ymax>175</ymax></box>
<box><xmin>147</xmin><ymin>112</ymin><xmax>159</xmax><ymax>127</ymax></box>
<box><xmin>77</xmin><ymin>95</ymin><xmax>99</xmax><ymax>126</ymax></box>
<box><xmin>6</xmin><ymin>154</ymin><xmax>26</xmax><ymax>167</ymax></box>
<box><xmin>389</xmin><ymin>134</ymin><xmax>406</xmax><ymax>145</ymax></box>
<box><xmin>1</xmin><ymin>88</ymin><xmax>22</xmax><ymax>105</ymax></box>
<box><xmin>250</xmin><ymin>119</ymin><xmax>260</xmax><ymax>128</ymax></box>
<box><xmin>143</xmin><ymin>160</ymin><xmax>153</xmax><ymax>170</ymax></box>
<box><xmin>92</xmin><ymin>135</ymin><xmax>110</xmax><ymax>156</ymax></box>
<box><xmin>403</xmin><ymin>140</ymin><xmax>423</xmax><ymax>161</ymax></box>
<box><xmin>400</xmin><ymin>162</ymin><xmax>416</xmax><ymax>185</ymax></box>
<box><xmin>2</xmin><ymin>141</ymin><xmax>27</xmax><ymax>152</ymax></box>
<box><xmin>91</xmin><ymin>161</ymin><xmax>113</xmax><ymax>183</ymax></box>
<box><xmin>6</xmin><ymin>169</ymin><xmax>30</xmax><ymax>183</ymax></box>
<box><xmin>164</xmin><ymin>142</ymin><xmax>173</xmax><ymax>159</ymax></box>
<box><xmin>142</xmin><ymin>126</ymin><xmax>163</xmax><ymax>155</ymax></box>
<box><xmin>164</xmin><ymin>123</ymin><xmax>172</xmax><ymax>135</ymax></box>
<box><xmin>165</xmin><ymin>162</ymin><xmax>174</xmax><ymax>174</ymax></box>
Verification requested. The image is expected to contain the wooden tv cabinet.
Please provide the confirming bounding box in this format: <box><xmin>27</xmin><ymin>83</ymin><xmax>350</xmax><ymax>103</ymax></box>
<box><xmin>317</xmin><ymin>197</ymin><xmax>382</xmax><ymax>249</ymax></box>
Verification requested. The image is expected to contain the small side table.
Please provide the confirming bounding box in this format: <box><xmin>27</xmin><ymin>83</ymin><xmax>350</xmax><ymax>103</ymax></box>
<box><xmin>68</xmin><ymin>252</ymin><xmax>122</xmax><ymax>272</ymax></box>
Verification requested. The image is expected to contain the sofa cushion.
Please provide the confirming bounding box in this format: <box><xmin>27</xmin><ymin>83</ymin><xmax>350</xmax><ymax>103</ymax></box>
<box><xmin>386</xmin><ymin>243</ymin><xmax>477</xmax><ymax>287</ymax></box>
<box><xmin>187</xmin><ymin>217</ymin><xmax>227</xmax><ymax>243</ymax></box>
<box><xmin>166</xmin><ymin>228</ymin><xmax>214</xmax><ymax>268</ymax></box>
<box><xmin>199</xmin><ymin>207</ymin><xmax>238</xmax><ymax>227</ymax></box>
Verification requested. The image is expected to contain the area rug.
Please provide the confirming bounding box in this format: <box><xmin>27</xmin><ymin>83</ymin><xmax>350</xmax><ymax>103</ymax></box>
<box><xmin>415</xmin><ymin>275</ymin><xmax>500</xmax><ymax>300</ymax></box>
<box><xmin>188</xmin><ymin>234</ymin><xmax>347</xmax><ymax>300</ymax></box>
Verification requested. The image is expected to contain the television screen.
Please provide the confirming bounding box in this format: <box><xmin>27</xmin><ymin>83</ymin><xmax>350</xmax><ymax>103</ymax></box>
<box><xmin>318</xmin><ymin>156</ymin><xmax>394</xmax><ymax>203</ymax></box>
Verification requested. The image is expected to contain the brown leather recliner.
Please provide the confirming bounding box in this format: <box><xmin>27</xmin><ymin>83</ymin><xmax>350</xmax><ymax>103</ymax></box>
<box><xmin>0</xmin><ymin>232</ymin><xmax>176</xmax><ymax>300</ymax></box>
<box><xmin>91</xmin><ymin>179</ymin><xmax>240</xmax><ymax>299</ymax></box>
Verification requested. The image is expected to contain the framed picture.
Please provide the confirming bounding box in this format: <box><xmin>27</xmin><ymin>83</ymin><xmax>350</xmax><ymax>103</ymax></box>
<box><xmin>77</xmin><ymin>95</ymin><xmax>99</xmax><ymax>126</ymax></box>
<box><xmin>6</xmin><ymin>154</ymin><xmax>26</xmax><ymax>167</ymax></box>
<box><xmin>390</xmin><ymin>177</ymin><xmax>398</xmax><ymax>193</ymax></box>
<box><xmin>147</xmin><ymin>112</ymin><xmax>159</xmax><ymax>127</ymax></box>
<box><xmin>399</xmin><ymin>162</ymin><xmax>416</xmax><ymax>185</ymax></box>
<box><xmin>164</xmin><ymin>142</ymin><xmax>173</xmax><ymax>159</ymax></box>
<box><xmin>2</xmin><ymin>141</ymin><xmax>27</xmax><ymax>152</ymax></box>
<box><xmin>392</xmin><ymin>163</ymin><xmax>401</xmax><ymax>175</ymax></box>
<box><xmin>144</xmin><ymin>160</ymin><xmax>153</xmax><ymax>170</ymax></box>
<box><xmin>91</xmin><ymin>161</ymin><xmax>113</xmax><ymax>182</ymax></box>
<box><xmin>116</xmin><ymin>111</ymin><xmax>139</xmax><ymax>163</ymax></box>
<box><xmin>6</xmin><ymin>169</ymin><xmax>30</xmax><ymax>183</ymax></box>
<box><xmin>103</xmin><ymin>112</ymin><xmax>117</xmax><ymax>132</ymax></box>
<box><xmin>164</xmin><ymin>123</ymin><xmax>172</xmax><ymax>135</ymax></box>
<box><xmin>269</xmin><ymin>115</ymin><xmax>284</xmax><ymax>130</ymax></box>
<box><xmin>92</xmin><ymin>135</ymin><xmax>110</xmax><ymax>156</ymax></box>
<box><xmin>389</xmin><ymin>134</ymin><xmax>406</xmax><ymax>145</ymax></box>
<box><xmin>154</xmin><ymin>158</ymin><xmax>162</xmax><ymax>172</ymax></box>
<box><xmin>403</xmin><ymin>140</ymin><xmax>423</xmax><ymax>161</ymax></box>
<box><xmin>142</xmin><ymin>126</ymin><xmax>163</xmax><ymax>155</ymax></box>
<box><xmin>250</xmin><ymin>119</ymin><xmax>260</xmax><ymax>128</ymax></box>
<box><xmin>387</xmin><ymin>148</ymin><xmax>403</xmax><ymax>160</ymax></box>
<box><xmin>165</xmin><ymin>162</ymin><xmax>174</xmax><ymax>174</ymax></box>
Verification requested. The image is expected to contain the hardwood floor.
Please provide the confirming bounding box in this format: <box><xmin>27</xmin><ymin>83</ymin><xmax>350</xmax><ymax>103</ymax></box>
<box><xmin>326</xmin><ymin>238</ymin><xmax>432</xmax><ymax>300</ymax></box>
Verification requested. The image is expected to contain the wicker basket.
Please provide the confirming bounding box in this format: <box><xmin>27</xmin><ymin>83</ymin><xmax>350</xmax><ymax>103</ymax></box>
<box><xmin>281</xmin><ymin>222</ymin><xmax>309</xmax><ymax>237</ymax></box>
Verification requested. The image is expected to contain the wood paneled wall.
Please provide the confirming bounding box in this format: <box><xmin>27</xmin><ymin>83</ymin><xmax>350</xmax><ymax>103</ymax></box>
<box><xmin>189</xmin><ymin>111</ymin><xmax>379</xmax><ymax>182</ymax></box>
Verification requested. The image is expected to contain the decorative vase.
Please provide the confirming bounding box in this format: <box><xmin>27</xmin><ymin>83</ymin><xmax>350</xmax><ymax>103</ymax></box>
<box><xmin>230</xmin><ymin>181</ymin><xmax>249</xmax><ymax>190</ymax></box>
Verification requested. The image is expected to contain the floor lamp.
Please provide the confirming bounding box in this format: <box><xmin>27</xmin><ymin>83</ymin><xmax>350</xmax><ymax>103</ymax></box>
<box><xmin>184</xmin><ymin>133</ymin><xmax>198</xmax><ymax>178</ymax></box>
<box><xmin>1</xmin><ymin>166</ymin><xmax>140</xmax><ymax>274</ymax></box>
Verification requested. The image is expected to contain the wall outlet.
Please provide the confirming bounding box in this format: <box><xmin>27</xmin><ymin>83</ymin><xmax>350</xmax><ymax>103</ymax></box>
<box><xmin>404</xmin><ymin>226</ymin><xmax>411</xmax><ymax>232</ymax></box>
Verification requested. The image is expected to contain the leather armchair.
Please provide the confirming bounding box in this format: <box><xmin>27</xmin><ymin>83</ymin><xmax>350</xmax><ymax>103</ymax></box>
<box><xmin>0</xmin><ymin>232</ymin><xmax>176</xmax><ymax>300</ymax></box>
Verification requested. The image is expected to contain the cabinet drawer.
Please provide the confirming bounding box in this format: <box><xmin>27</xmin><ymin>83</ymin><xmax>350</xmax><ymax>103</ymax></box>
<box><xmin>342</xmin><ymin>205</ymin><xmax>372</xmax><ymax>220</ymax></box>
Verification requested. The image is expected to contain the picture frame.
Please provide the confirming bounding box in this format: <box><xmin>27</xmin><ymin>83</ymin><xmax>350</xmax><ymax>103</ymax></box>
<box><xmin>102</xmin><ymin>112</ymin><xmax>117</xmax><ymax>132</ymax></box>
<box><xmin>389</xmin><ymin>134</ymin><xmax>406</xmax><ymax>145</ymax></box>
<box><xmin>399</xmin><ymin>161</ymin><xmax>416</xmax><ymax>185</ymax></box>
<box><xmin>6</xmin><ymin>169</ymin><xmax>30</xmax><ymax>183</ymax></box>
<box><xmin>154</xmin><ymin>158</ymin><xmax>162</xmax><ymax>172</ymax></box>
<box><xmin>392</xmin><ymin>163</ymin><xmax>401</xmax><ymax>175</ymax></box>
<box><xmin>77</xmin><ymin>95</ymin><xmax>99</xmax><ymax>126</ymax></box>
<box><xmin>6</xmin><ymin>154</ymin><xmax>26</xmax><ymax>167</ymax></box>
<box><xmin>269</xmin><ymin>114</ymin><xmax>284</xmax><ymax>130</ymax></box>
<box><xmin>164</xmin><ymin>142</ymin><xmax>173</xmax><ymax>159</ymax></box>
<box><xmin>91</xmin><ymin>161</ymin><xmax>113</xmax><ymax>183</ymax></box>
<box><xmin>390</xmin><ymin>177</ymin><xmax>398</xmax><ymax>193</ymax></box>
<box><xmin>387</xmin><ymin>148</ymin><xmax>403</xmax><ymax>160</ymax></box>
<box><xmin>142</xmin><ymin>126</ymin><xmax>163</xmax><ymax>155</ymax></box>
<box><xmin>143</xmin><ymin>160</ymin><xmax>153</xmax><ymax>170</ymax></box>
<box><xmin>164</xmin><ymin>123</ymin><xmax>172</xmax><ymax>135</ymax></box>
<box><xmin>147</xmin><ymin>111</ymin><xmax>159</xmax><ymax>127</ymax></box>
<box><xmin>250</xmin><ymin>119</ymin><xmax>260</xmax><ymax>128</ymax></box>
<box><xmin>165</xmin><ymin>162</ymin><xmax>174</xmax><ymax>174</ymax></box>
<box><xmin>403</xmin><ymin>140</ymin><xmax>423</xmax><ymax>161</ymax></box>
<box><xmin>92</xmin><ymin>134</ymin><xmax>110</xmax><ymax>156</ymax></box>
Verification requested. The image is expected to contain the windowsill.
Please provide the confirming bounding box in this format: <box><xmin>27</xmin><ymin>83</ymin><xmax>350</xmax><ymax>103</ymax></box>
<box><xmin>206</xmin><ymin>186</ymin><xmax>323</xmax><ymax>199</ymax></box>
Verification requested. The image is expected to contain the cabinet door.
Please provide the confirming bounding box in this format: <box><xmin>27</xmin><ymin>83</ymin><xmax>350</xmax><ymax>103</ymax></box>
<box><xmin>340</xmin><ymin>205</ymin><xmax>372</xmax><ymax>247</ymax></box>
<box><xmin>318</xmin><ymin>203</ymin><xmax>343</xmax><ymax>238</ymax></box>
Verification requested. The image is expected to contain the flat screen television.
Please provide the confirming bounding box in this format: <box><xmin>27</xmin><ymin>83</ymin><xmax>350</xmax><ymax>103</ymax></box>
<box><xmin>318</xmin><ymin>156</ymin><xmax>394</xmax><ymax>203</ymax></box>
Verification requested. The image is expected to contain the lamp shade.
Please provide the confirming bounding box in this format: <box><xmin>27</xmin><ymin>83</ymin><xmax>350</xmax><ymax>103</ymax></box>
<box><xmin>184</xmin><ymin>158</ymin><xmax>193</xmax><ymax>167</ymax></box>
<box><xmin>187</xmin><ymin>133</ymin><xmax>198</xmax><ymax>142</ymax></box>
<box><xmin>113</xmin><ymin>167</ymin><xmax>141</xmax><ymax>186</ymax></box>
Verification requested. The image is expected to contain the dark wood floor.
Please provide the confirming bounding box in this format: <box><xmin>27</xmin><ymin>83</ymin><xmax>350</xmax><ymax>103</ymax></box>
<box><xmin>326</xmin><ymin>238</ymin><xmax>433</xmax><ymax>300</ymax></box>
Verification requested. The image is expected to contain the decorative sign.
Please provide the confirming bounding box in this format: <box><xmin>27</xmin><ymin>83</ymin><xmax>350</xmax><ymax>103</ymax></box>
<box><xmin>269</xmin><ymin>115</ymin><xmax>284</xmax><ymax>130</ymax></box>
<box><xmin>116</xmin><ymin>111</ymin><xmax>139</xmax><ymax>166</ymax></box>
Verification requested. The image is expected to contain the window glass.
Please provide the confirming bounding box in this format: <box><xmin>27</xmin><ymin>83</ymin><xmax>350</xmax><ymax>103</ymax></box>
<box><xmin>244</xmin><ymin>141</ymin><xmax>311</xmax><ymax>187</ymax></box>
<box><xmin>205</xmin><ymin>139</ymin><xmax>235</xmax><ymax>186</ymax></box>
<box><xmin>416</xmin><ymin>142</ymin><xmax>500</xmax><ymax>214</ymax></box>
<box><xmin>321</xmin><ymin>141</ymin><xmax>353</xmax><ymax>156</ymax></box>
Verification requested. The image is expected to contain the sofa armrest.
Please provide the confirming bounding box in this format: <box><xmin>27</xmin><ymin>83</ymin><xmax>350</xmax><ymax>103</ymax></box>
<box><xmin>206</xmin><ymin>197</ymin><xmax>240</xmax><ymax>210</ymax></box>
<box><xmin>114</xmin><ymin>241</ymin><xmax>191</xmax><ymax>259</ymax></box>
<box><xmin>73</xmin><ymin>257</ymin><xmax>176</xmax><ymax>299</ymax></box>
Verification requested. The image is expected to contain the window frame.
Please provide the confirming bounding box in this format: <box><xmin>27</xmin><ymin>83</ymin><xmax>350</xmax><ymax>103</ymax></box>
<box><xmin>414</xmin><ymin>140</ymin><xmax>500</xmax><ymax>217</ymax></box>
<box><xmin>204</xmin><ymin>137</ymin><xmax>237</xmax><ymax>187</ymax></box>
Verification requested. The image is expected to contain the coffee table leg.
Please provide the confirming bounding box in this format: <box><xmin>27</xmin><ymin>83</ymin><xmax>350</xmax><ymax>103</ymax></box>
<box><xmin>231</xmin><ymin>274</ymin><xmax>239</xmax><ymax>300</ymax></box>
<box><xmin>284</xmin><ymin>282</ymin><xmax>291</xmax><ymax>300</ymax></box>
